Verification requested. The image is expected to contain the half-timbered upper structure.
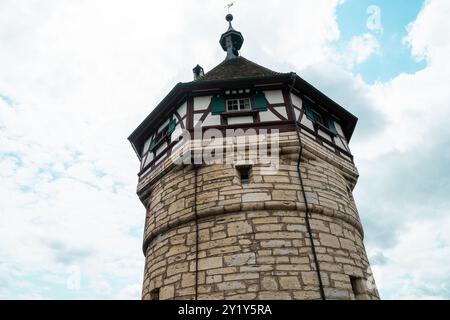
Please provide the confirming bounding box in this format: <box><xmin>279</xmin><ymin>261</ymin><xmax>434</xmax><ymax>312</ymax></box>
<box><xmin>129</xmin><ymin>14</ymin><xmax>378</xmax><ymax>301</ymax></box>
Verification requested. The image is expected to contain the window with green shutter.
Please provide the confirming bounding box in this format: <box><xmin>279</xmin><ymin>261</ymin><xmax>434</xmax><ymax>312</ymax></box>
<box><xmin>303</xmin><ymin>101</ymin><xmax>315</xmax><ymax>122</ymax></box>
<box><xmin>251</xmin><ymin>91</ymin><xmax>268</xmax><ymax>111</ymax></box>
<box><xmin>149</xmin><ymin>120</ymin><xmax>170</xmax><ymax>152</ymax></box>
<box><xmin>149</xmin><ymin>138</ymin><xmax>156</xmax><ymax>152</ymax></box>
<box><xmin>327</xmin><ymin>117</ymin><xmax>337</xmax><ymax>135</ymax></box>
<box><xmin>168</xmin><ymin>118</ymin><xmax>176</xmax><ymax>135</ymax></box>
<box><xmin>211</xmin><ymin>95</ymin><xmax>225</xmax><ymax>115</ymax></box>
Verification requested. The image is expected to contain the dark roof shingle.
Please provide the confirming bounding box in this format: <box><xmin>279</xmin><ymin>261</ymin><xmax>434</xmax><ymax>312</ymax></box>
<box><xmin>197</xmin><ymin>56</ymin><xmax>286</xmax><ymax>81</ymax></box>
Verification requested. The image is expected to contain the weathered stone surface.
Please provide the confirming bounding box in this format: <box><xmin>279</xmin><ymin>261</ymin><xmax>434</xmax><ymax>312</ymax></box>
<box><xmin>325</xmin><ymin>288</ymin><xmax>350</xmax><ymax>299</ymax></box>
<box><xmin>227</xmin><ymin>221</ymin><xmax>253</xmax><ymax>236</ymax></box>
<box><xmin>159</xmin><ymin>285</ymin><xmax>175</xmax><ymax>300</ymax></box>
<box><xmin>166</xmin><ymin>245</ymin><xmax>190</xmax><ymax>257</ymax></box>
<box><xmin>198</xmin><ymin>257</ymin><xmax>223</xmax><ymax>271</ymax></box>
<box><xmin>206</xmin><ymin>275</ymin><xmax>222</xmax><ymax>284</ymax></box>
<box><xmin>261</xmin><ymin>277</ymin><xmax>279</xmax><ymax>291</ymax></box>
<box><xmin>259</xmin><ymin>291</ymin><xmax>292</xmax><ymax>300</ymax></box>
<box><xmin>301</xmin><ymin>271</ymin><xmax>319</xmax><ymax>286</ymax></box>
<box><xmin>272</xmin><ymin>190</ymin><xmax>297</xmax><ymax>201</ymax></box>
<box><xmin>286</xmin><ymin>224</ymin><xmax>307</xmax><ymax>232</ymax></box>
<box><xmin>293</xmin><ymin>291</ymin><xmax>321</xmax><ymax>300</ymax></box>
<box><xmin>260</xmin><ymin>240</ymin><xmax>291</xmax><ymax>248</ymax></box>
<box><xmin>166</xmin><ymin>262</ymin><xmax>189</xmax><ymax>277</ymax></box>
<box><xmin>223</xmin><ymin>273</ymin><xmax>259</xmax><ymax>281</ymax></box>
<box><xmin>280</xmin><ymin>276</ymin><xmax>302</xmax><ymax>290</ymax></box>
<box><xmin>216</xmin><ymin>281</ymin><xmax>246</xmax><ymax>291</ymax></box>
<box><xmin>242</xmin><ymin>192</ymin><xmax>271</xmax><ymax>202</ymax></box>
<box><xmin>340</xmin><ymin>238</ymin><xmax>357</xmax><ymax>252</ymax></box>
<box><xmin>181</xmin><ymin>273</ymin><xmax>196</xmax><ymax>287</ymax></box>
<box><xmin>140</xmin><ymin>131</ymin><xmax>379</xmax><ymax>301</ymax></box>
<box><xmin>319</xmin><ymin>233</ymin><xmax>341</xmax><ymax>249</ymax></box>
<box><xmin>224</xmin><ymin>252</ymin><xmax>256</xmax><ymax>266</ymax></box>
<box><xmin>168</xmin><ymin>198</ymin><xmax>185</xmax><ymax>215</ymax></box>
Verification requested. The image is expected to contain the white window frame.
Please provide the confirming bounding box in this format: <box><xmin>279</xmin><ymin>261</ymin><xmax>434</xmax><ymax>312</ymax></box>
<box><xmin>226</xmin><ymin>98</ymin><xmax>251</xmax><ymax>112</ymax></box>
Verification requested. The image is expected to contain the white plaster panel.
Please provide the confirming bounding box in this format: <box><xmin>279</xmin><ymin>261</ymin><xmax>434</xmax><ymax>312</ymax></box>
<box><xmin>335</xmin><ymin>137</ymin><xmax>346</xmax><ymax>151</ymax></box>
<box><xmin>294</xmin><ymin>107</ymin><xmax>301</xmax><ymax>121</ymax></box>
<box><xmin>143</xmin><ymin>138</ymin><xmax>151</xmax><ymax>154</ymax></box>
<box><xmin>143</xmin><ymin>153</ymin><xmax>154</xmax><ymax>168</ymax></box>
<box><xmin>203</xmin><ymin>114</ymin><xmax>221</xmax><ymax>126</ymax></box>
<box><xmin>194</xmin><ymin>96</ymin><xmax>212</xmax><ymax>111</ymax></box>
<box><xmin>177</xmin><ymin>102</ymin><xmax>187</xmax><ymax>118</ymax></box>
<box><xmin>193</xmin><ymin>114</ymin><xmax>202</xmax><ymax>127</ymax></box>
<box><xmin>290</xmin><ymin>93</ymin><xmax>303</xmax><ymax>108</ymax></box>
<box><xmin>318</xmin><ymin>129</ymin><xmax>332</xmax><ymax>142</ymax></box>
<box><xmin>263</xmin><ymin>90</ymin><xmax>284</xmax><ymax>104</ymax></box>
<box><xmin>273</xmin><ymin>106</ymin><xmax>288</xmax><ymax>119</ymax></box>
<box><xmin>259</xmin><ymin>110</ymin><xmax>278</xmax><ymax>122</ymax></box>
<box><xmin>301</xmin><ymin>115</ymin><xmax>314</xmax><ymax>130</ymax></box>
<box><xmin>334</xmin><ymin>121</ymin><xmax>345</xmax><ymax>137</ymax></box>
<box><xmin>227</xmin><ymin>116</ymin><xmax>254</xmax><ymax>125</ymax></box>
<box><xmin>337</xmin><ymin>136</ymin><xmax>350</xmax><ymax>152</ymax></box>
<box><xmin>170</xmin><ymin>124</ymin><xmax>183</xmax><ymax>141</ymax></box>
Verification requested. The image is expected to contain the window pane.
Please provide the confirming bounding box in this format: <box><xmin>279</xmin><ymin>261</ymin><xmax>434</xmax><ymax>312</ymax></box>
<box><xmin>227</xmin><ymin>98</ymin><xmax>251</xmax><ymax>112</ymax></box>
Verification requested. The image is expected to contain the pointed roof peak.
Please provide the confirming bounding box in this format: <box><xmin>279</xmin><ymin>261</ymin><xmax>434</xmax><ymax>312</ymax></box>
<box><xmin>196</xmin><ymin>56</ymin><xmax>288</xmax><ymax>82</ymax></box>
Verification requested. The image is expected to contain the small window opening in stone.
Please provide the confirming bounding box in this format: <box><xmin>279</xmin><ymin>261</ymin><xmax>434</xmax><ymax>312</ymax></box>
<box><xmin>350</xmin><ymin>276</ymin><xmax>366</xmax><ymax>300</ymax></box>
<box><xmin>237</xmin><ymin>166</ymin><xmax>251</xmax><ymax>185</ymax></box>
<box><xmin>346</xmin><ymin>185</ymin><xmax>354</xmax><ymax>201</ymax></box>
<box><xmin>150</xmin><ymin>288</ymin><xmax>160</xmax><ymax>300</ymax></box>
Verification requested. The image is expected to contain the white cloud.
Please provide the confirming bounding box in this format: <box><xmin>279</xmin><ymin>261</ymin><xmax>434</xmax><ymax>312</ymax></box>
<box><xmin>346</xmin><ymin>33</ymin><xmax>380</xmax><ymax>67</ymax></box>
<box><xmin>352</xmin><ymin>0</ymin><xmax>450</xmax><ymax>299</ymax></box>
<box><xmin>369</xmin><ymin>216</ymin><xmax>450</xmax><ymax>300</ymax></box>
<box><xmin>404</xmin><ymin>0</ymin><xmax>450</xmax><ymax>62</ymax></box>
<box><xmin>353</xmin><ymin>0</ymin><xmax>450</xmax><ymax>160</ymax></box>
<box><xmin>0</xmin><ymin>0</ymin><xmax>351</xmax><ymax>299</ymax></box>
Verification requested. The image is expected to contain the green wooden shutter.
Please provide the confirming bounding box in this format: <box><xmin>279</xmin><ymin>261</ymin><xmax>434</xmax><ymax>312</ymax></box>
<box><xmin>149</xmin><ymin>138</ymin><xmax>156</xmax><ymax>152</ymax></box>
<box><xmin>328</xmin><ymin>117</ymin><xmax>337</xmax><ymax>135</ymax></box>
<box><xmin>304</xmin><ymin>102</ymin><xmax>315</xmax><ymax>122</ymax></box>
<box><xmin>211</xmin><ymin>95</ymin><xmax>225</xmax><ymax>115</ymax></box>
<box><xmin>168</xmin><ymin>118</ymin><xmax>176</xmax><ymax>135</ymax></box>
<box><xmin>251</xmin><ymin>92</ymin><xmax>268</xmax><ymax>111</ymax></box>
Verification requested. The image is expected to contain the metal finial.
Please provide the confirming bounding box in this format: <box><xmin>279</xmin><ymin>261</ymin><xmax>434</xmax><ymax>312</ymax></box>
<box><xmin>226</xmin><ymin>14</ymin><xmax>233</xmax><ymax>30</ymax></box>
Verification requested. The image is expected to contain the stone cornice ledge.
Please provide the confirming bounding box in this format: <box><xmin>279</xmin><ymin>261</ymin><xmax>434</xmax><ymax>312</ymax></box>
<box><xmin>137</xmin><ymin>134</ymin><xmax>359</xmax><ymax>205</ymax></box>
<box><xmin>142</xmin><ymin>201</ymin><xmax>364</xmax><ymax>255</ymax></box>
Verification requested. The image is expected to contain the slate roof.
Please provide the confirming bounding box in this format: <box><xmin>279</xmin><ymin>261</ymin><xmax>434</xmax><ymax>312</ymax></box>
<box><xmin>197</xmin><ymin>56</ymin><xmax>287</xmax><ymax>82</ymax></box>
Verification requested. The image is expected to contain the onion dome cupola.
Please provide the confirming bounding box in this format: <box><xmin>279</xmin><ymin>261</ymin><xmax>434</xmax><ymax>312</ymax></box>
<box><xmin>219</xmin><ymin>14</ymin><xmax>244</xmax><ymax>60</ymax></box>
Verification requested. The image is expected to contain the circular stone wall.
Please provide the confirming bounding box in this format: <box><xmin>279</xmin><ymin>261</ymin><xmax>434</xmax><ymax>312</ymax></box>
<box><xmin>141</xmin><ymin>132</ymin><xmax>379</xmax><ymax>300</ymax></box>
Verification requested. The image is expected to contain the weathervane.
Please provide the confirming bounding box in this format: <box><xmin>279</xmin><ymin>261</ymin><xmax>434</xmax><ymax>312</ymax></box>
<box><xmin>225</xmin><ymin>2</ymin><xmax>234</xmax><ymax>14</ymax></box>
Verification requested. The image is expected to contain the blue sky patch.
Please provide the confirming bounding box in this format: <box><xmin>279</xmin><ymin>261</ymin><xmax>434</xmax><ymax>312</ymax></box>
<box><xmin>0</xmin><ymin>93</ymin><xmax>15</xmax><ymax>107</ymax></box>
<box><xmin>336</xmin><ymin>0</ymin><xmax>426</xmax><ymax>83</ymax></box>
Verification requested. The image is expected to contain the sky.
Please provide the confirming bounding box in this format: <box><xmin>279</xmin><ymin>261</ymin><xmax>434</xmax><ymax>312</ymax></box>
<box><xmin>0</xmin><ymin>0</ymin><xmax>449</xmax><ymax>300</ymax></box>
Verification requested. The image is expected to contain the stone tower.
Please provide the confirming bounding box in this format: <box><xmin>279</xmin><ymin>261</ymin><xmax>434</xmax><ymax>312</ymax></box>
<box><xmin>128</xmin><ymin>15</ymin><xmax>379</xmax><ymax>300</ymax></box>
